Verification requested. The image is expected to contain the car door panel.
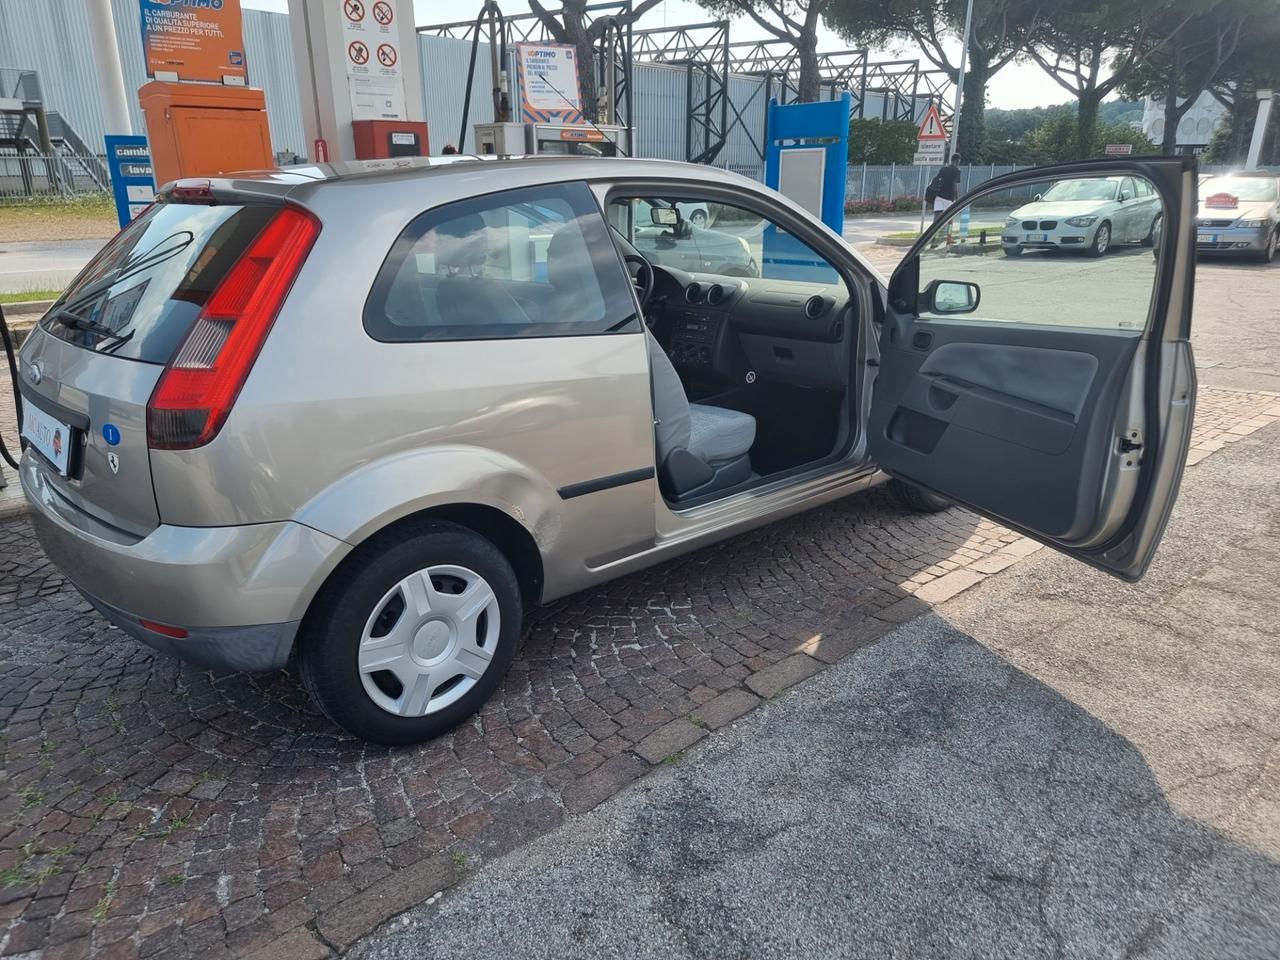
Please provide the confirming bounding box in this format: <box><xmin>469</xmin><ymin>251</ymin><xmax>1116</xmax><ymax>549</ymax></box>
<box><xmin>874</xmin><ymin>322</ymin><xmax>1140</xmax><ymax>537</ymax></box>
<box><xmin>869</xmin><ymin>157</ymin><xmax>1198</xmax><ymax>581</ymax></box>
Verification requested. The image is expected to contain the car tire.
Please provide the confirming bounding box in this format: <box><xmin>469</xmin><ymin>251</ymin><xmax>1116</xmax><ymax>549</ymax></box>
<box><xmin>1002</xmin><ymin>245</ymin><xmax>1023</xmax><ymax>257</ymax></box>
<box><xmin>1141</xmin><ymin>214</ymin><xmax>1161</xmax><ymax>247</ymax></box>
<box><xmin>888</xmin><ymin>478</ymin><xmax>954</xmax><ymax>513</ymax></box>
<box><xmin>1089</xmin><ymin>221</ymin><xmax>1112</xmax><ymax>257</ymax></box>
<box><xmin>298</xmin><ymin>520</ymin><xmax>522</xmax><ymax>744</ymax></box>
<box><xmin>690</xmin><ymin>210</ymin><xmax>708</xmax><ymax>228</ymax></box>
<box><xmin>1260</xmin><ymin>228</ymin><xmax>1278</xmax><ymax>264</ymax></box>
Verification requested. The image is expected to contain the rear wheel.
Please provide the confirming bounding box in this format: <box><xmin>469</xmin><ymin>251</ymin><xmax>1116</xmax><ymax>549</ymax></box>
<box><xmin>299</xmin><ymin>521</ymin><xmax>521</xmax><ymax>744</ymax></box>
<box><xmin>888</xmin><ymin>478</ymin><xmax>954</xmax><ymax>513</ymax></box>
<box><xmin>1089</xmin><ymin>221</ymin><xmax>1112</xmax><ymax>257</ymax></box>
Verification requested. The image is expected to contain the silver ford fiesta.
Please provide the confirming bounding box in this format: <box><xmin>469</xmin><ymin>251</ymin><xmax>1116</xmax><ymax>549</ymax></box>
<box><xmin>18</xmin><ymin>155</ymin><xmax>1199</xmax><ymax>742</ymax></box>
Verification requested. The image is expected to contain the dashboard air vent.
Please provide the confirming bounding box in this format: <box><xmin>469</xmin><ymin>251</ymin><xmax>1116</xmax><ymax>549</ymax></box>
<box><xmin>804</xmin><ymin>295</ymin><xmax>828</xmax><ymax>320</ymax></box>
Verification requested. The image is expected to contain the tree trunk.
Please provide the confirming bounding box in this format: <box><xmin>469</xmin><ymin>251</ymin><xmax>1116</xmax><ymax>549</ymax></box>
<box><xmin>1076</xmin><ymin>93</ymin><xmax>1101</xmax><ymax>159</ymax></box>
<box><xmin>957</xmin><ymin>51</ymin><xmax>989</xmax><ymax>163</ymax></box>
<box><xmin>1228</xmin><ymin>83</ymin><xmax>1255</xmax><ymax>164</ymax></box>
<box><xmin>560</xmin><ymin>3</ymin><xmax>598</xmax><ymax>121</ymax></box>
<box><xmin>797</xmin><ymin>31</ymin><xmax>820</xmax><ymax>103</ymax></box>
<box><xmin>1161</xmin><ymin>38</ymin><xmax>1182</xmax><ymax>155</ymax></box>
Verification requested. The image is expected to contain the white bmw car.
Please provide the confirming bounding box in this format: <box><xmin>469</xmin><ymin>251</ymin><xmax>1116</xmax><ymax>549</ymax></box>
<box><xmin>1002</xmin><ymin>175</ymin><xmax>1162</xmax><ymax>257</ymax></box>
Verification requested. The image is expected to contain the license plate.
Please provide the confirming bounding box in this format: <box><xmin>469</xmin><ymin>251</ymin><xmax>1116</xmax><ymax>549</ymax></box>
<box><xmin>1198</xmin><ymin>233</ymin><xmax>1218</xmax><ymax>244</ymax></box>
<box><xmin>21</xmin><ymin>404</ymin><xmax>73</xmax><ymax>476</ymax></box>
<box><xmin>1025</xmin><ymin>233</ymin><xmax>1048</xmax><ymax>242</ymax></box>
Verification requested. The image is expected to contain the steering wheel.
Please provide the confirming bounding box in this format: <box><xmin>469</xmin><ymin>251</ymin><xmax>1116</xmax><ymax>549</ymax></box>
<box><xmin>623</xmin><ymin>254</ymin><xmax>655</xmax><ymax>313</ymax></box>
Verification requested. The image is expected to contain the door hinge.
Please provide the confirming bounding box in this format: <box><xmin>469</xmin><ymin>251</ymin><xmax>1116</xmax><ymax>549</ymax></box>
<box><xmin>1118</xmin><ymin>430</ymin><xmax>1143</xmax><ymax>454</ymax></box>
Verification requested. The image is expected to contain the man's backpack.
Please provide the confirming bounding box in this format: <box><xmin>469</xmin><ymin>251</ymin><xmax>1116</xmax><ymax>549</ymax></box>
<box><xmin>925</xmin><ymin>172</ymin><xmax>943</xmax><ymax>204</ymax></box>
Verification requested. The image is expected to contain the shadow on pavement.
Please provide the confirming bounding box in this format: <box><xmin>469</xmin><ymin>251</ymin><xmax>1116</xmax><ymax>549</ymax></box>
<box><xmin>352</xmin><ymin>613</ymin><xmax>1280</xmax><ymax>960</ymax></box>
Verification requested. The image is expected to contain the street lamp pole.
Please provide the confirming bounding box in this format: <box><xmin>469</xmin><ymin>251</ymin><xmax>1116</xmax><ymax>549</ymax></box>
<box><xmin>949</xmin><ymin>0</ymin><xmax>975</xmax><ymax>161</ymax></box>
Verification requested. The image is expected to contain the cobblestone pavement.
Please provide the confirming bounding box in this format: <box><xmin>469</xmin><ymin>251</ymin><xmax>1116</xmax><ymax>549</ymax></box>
<box><xmin>2</xmin><ymin>255</ymin><xmax>1279</xmax><ymax>956</ymax></box>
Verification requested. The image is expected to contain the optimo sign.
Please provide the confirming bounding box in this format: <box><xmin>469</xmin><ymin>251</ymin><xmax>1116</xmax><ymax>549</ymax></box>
<box><xmin>139</xmin><ymin>0</ymin><xmax>248</xmax><ymax>85</ymax></box>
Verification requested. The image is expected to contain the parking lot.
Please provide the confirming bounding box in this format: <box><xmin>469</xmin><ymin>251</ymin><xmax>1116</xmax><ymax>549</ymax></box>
<box><xmin>2</xmin><ymin>250</ymin><xmax>1279</xmax><ymax>959</ymax></box>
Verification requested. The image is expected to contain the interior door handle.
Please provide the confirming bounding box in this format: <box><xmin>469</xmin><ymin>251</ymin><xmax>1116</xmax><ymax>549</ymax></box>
<box><xmin>912</xmin><ymin>331</ymin><xmax>933</xmax><ymax>350</ymax></box>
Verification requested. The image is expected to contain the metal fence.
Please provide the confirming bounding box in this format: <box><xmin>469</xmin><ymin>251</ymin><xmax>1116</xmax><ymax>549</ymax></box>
<box><xmin>0</xmin><ymin>153</ymin><xmax>111</xmax><ymax>202</ymax></box>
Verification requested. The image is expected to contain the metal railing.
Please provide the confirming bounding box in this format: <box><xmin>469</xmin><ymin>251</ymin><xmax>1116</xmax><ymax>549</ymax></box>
<box><xmin>0</xmin><ymin>152</ymin><xmax>111</xmax><ymax>202</ymax></box>
<box><xmin>0</xmin><ymin>67</ymin><xmax>41</xmax><ymax>103</ymax></box>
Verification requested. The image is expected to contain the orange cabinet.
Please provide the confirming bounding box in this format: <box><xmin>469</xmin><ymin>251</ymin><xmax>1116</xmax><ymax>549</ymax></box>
<box><xmin>139</xmin><ymin>82</ymin><xmax>274</xmax><ymax>187</ymax></box>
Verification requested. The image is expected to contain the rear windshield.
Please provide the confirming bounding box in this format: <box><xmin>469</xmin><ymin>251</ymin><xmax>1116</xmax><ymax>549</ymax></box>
<box><xmin>41</xmin><ymin>201</ymin><xmax>275</xmax><ymax>363</ymax></box>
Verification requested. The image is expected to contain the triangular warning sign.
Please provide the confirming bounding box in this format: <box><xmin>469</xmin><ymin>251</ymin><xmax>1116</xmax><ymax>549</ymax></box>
<box><xmin>917</xmin><ymin>103</ymin><xmax>948</xmax><ymax>141</ymax></box>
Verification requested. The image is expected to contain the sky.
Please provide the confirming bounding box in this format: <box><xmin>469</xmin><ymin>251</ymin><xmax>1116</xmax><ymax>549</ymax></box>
<box><xmin>244</xmin><ymin>0</ymin><xmax>1079</xmax><ymax>110</ymax></box>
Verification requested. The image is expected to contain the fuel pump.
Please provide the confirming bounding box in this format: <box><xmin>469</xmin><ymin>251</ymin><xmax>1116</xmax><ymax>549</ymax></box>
<box><xmin>1</xmin><ymin>303</ymin><xmax>25</xmax><ymax>476</ymax></box>
<box><xmin>471</xmin><ymin>13</ymin><xmax>634</xmax><ymax>159</ymax></box>
<box><xmin>458</xmin><ymin>1</ymin><xmax>511</xmax><ymax>153</ymax></box>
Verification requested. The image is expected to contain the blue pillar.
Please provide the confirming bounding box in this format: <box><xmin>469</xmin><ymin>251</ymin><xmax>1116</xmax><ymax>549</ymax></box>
<box><xmin>764</xmin><ymin>91</ymin><xmax>851</xmax><ymax>234</ymax></box>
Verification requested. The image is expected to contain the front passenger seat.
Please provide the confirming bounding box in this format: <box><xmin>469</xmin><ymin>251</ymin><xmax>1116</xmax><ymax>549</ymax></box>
<box><xmin>647</xmin><ymin>332</ymin><xmax>756</xmax><ymax>499</ymax></box>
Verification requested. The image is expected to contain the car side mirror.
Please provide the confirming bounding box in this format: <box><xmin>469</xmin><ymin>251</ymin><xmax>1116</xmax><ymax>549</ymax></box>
<box><xmin>922</xmin><ymin>279</ymin><xmax>980</xmax><ymax>315</ymax></box>
<box><xmin>1118</xmin><ymin>193</ymin><xmax>1129</xmax><ymax>202</ymax></box>
<box><xmin>1033</xmin><ymin>193</ymin><xmax>1042</xmax><ymax>202</ymax></box>
<box><xmin>650</xmin><ymin>207</ymin><xmax>679</xmax><ymax>226</ymax></box>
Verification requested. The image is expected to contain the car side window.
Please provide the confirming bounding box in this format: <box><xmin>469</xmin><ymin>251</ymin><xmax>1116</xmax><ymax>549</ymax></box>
<box><xmin>915</xmin><ymin>173</ymin><xmax>1162</xmax><ymax>331</ymax></box>
<box><xmin>364</xmin><ymin>181</ymin><xmax>638</xmax><ymax>342</ymax></box>
<box><xmin>609</xmin><ymin>196</ymin><xmax>840</xmax><ymax>284</ymax></box>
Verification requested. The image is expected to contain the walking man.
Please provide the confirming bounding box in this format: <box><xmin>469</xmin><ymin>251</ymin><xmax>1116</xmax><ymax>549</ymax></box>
<box><xmin>932</xmin><ymin>153</ymin><xmax>963</xmax><ymax>223</ymax></box>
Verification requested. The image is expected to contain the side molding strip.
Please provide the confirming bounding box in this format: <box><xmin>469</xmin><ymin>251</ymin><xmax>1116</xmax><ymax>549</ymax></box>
<box><xmin>557</xmin><ymin>467</ymin><xmax>656</xmax><ymax>500</ymax></box>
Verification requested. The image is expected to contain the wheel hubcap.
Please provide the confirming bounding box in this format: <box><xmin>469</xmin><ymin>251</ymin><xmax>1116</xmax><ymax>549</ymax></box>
<box><xmin>358</xmin><ymin>565</ymin><xmax>500</xmax><ymax>718</ymax></box>
<box><xmin>1096</xmin><ymin>225</ymin><xmax>1110</xmax><ymax>252</ymax></box>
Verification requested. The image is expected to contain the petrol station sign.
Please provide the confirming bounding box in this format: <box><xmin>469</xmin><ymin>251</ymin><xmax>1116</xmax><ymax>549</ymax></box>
<box><xmin>516</xmin><ymin>43</ymin><xmax>584</xmax><ymax>124</ymax></box>
<box><xmin>340</xmin><ymin>0</ymin><xmax>406</xmax><ymax>121</ymax></box>
<box><xmin>139</xmin><ymin>0</ymin><xmax>248</xmax><ymax>85</ymax></box>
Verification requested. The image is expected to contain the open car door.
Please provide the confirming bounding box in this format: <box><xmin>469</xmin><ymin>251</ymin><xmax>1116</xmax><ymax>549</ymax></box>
<box><xmin>868</xmin><ymin>157</ymin><xmax>1197</xmax><ymax>581</ymax></box>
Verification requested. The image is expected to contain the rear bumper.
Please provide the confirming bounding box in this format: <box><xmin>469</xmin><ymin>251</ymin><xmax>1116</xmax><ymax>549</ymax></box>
<box><xmin>20</xmin><ymin>452</ymin><xmax>351</xmax><ymax>671</ymax></box>
<box><xmin>80</xmin><ymin>590</ymin><xmax>299</xmax><ymax>671</ymax></box>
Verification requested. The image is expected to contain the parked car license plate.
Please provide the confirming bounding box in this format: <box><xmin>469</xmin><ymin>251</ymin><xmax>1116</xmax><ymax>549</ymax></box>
<box><xmin>21</xmin><ymin>404</ymin><xmax>73</xmax><ymax>476</ymax></box>
<box><xmin>1197</xmin><ymin>233</ymin><xmax>1218</xmax><ymax>244</ymax></box>
<box><xmin>1025</xmin><ymin>233</ymin><xmax>1049</xmax><ymax>242</ymax></box>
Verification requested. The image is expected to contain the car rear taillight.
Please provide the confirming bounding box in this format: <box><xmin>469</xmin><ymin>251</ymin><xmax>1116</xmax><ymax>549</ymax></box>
<box><xmin>147</xmin><ymin>206</ymin><xmax>319</xmax><ymax>450</ymax></box>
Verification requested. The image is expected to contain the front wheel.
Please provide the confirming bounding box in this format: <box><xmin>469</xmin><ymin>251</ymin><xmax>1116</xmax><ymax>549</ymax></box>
<box><xmin>888</xmin><ymin>479</ymin><xmax>954</xmax><ymax>513</ymax></box>
<box><xmin>299</xmin><ymin>521</ymin><xmax>522</xmax><ymax>744</ymax></box>
<box><xmin>1002</xmin><ymin>245</ymin><xmax>1024</xmax><ymax>257</ymax></box>
<box><xmin>1259</xmin><ymin>228</ymin><xmax>1278</xmax><ymax>264</ymax></box>
<box><xmin>1089</xmin><ymin>221</ymin><xmax>1112</xmax><ymax>257</ymax></box>
<box><xmin>1141</xmin><ymin>214</ymin><xmax>1161</xmax><ymax>247</ymax></box>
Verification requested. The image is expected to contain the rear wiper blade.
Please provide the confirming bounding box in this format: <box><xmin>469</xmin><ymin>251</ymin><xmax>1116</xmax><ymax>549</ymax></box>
<box><xmin>58</xmin><ymin>314</ymin><xmax>115</xmax><ymax>335</ymax></box>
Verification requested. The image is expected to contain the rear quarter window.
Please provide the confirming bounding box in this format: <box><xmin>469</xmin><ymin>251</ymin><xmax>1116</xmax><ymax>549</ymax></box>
<box><xmin>363</xmin><ymin>180</ymin><xmax>638</xmax><ymax>342</ymax></box>
<box><xmin>42</xmin><ymin>202</ymin><xmax>275</xmax><ymax>363</ymax></box>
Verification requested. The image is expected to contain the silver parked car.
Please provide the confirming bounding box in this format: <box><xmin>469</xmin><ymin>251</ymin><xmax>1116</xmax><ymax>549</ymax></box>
<box><xmin>630</xmin><ymin>199</ymin><xmax>757</xmax><ymax>276</ymax></box>
<box><xmin>1195</xmin><ymin>172</ymin><xmax>1280</xmax><ymax>262</ymax></box>
<box><xmin>1002</xmin><ymin>175</ymin><xmax>1162</xmax><ymax>257</ymax></box>
<box><xmin>18</xmin><ymin>155</ymin><xmax>1199</xmax><ymax>743</ymax></box>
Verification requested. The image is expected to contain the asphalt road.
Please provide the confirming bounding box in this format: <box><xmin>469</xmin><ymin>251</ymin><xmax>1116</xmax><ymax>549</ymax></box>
<box><xmin>354</xmin><ymin>419</ymin><xmax>1280</xmax><ymax>960</ymax></box>
<box><xmin>0</xmin><ymin>213</ymin><xmax>987</xmax><ymax>293</ymax></box>
<box><xmin>0</xmin><ymin>239</ymin><xmax>103</xmax><ymax>293</ymax></box>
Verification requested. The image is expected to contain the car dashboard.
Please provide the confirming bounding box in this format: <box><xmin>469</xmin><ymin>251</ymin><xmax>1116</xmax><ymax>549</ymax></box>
<box><xmin>649</xmin><ymin>264</ymin><xmax>854</xmax><ymax>394</ymax></box>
